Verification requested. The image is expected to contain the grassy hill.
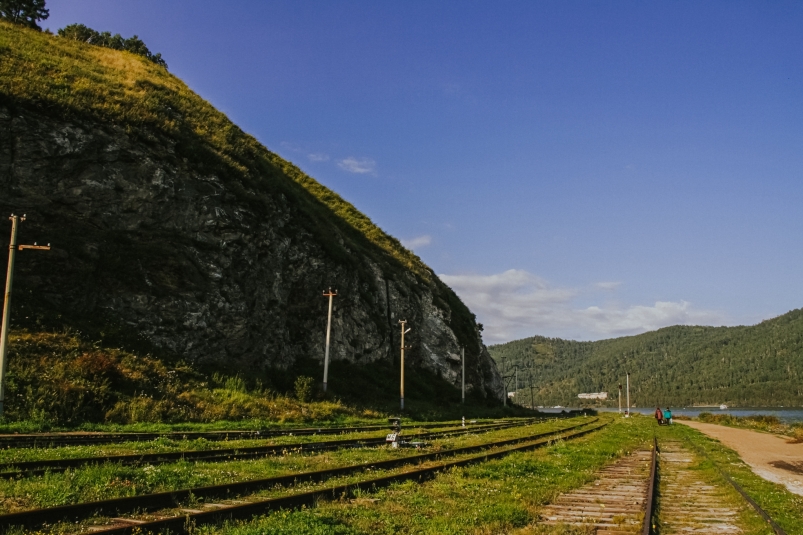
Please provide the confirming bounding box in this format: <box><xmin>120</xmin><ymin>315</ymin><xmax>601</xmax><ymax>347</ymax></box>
<box><xmin>0</xmin><ymin>21</ymin><xmax>489</xmax><ymax>353</ymax></box>
<box><xmin>0</xmin><ymin>20</ymin><xmax>431</xmax><ymax>283</ymax></box>
<box><xmin>488</xmin><ymin>308</ymin><xmax>803</xmax><ymax>408</ymax></box>
<box><xmin>0</xmin><ymin>22</ymin><xmax>505</xmax><ymax>425</ymax></box>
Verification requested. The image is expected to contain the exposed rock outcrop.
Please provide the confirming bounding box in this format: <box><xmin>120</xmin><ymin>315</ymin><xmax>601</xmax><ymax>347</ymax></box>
<box><xmin>0</xmin><ymin>103</ymin><xmax>504</xmax><ymax>401</ymax></box>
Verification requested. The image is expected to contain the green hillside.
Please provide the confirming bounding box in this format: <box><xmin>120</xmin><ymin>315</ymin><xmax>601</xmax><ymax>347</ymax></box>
<box><xmin>488</xmin><ymin>309</ymin><xmax>803</xmax><ymax>408</ymax></box>
<box><xmin>0</xmin><ymin>22</ymin><xmax>505</xmax><ymax>425</ymax></box>
<box><xmin>0</xmin><ymin>21</ymin><xmax>430</xmax><ymax>282</ymax></box>
<box><xmin>0</xmin><ymin>21</ymin><xmax>489</xmax><ymax>351</ymax></box>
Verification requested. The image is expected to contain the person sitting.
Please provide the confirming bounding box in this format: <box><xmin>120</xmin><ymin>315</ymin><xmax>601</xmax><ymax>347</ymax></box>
<box><xmin>663</xmin><ymin>407</ymin><xmax>673</xmax><ymax>425</ymax></box>
<box><xmin>654</xmin><ymin>406</ymin><xmax>663</xmax><ymax>425</ymax></box>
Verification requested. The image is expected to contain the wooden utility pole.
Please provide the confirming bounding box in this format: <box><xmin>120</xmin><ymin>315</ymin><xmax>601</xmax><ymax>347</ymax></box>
<box><xmin>461</xmin><ymin>346</ymin><xmax>465</xmax><ymax>404</ymax></box>
<box><xmin>501</xmin><ymin>356</ymin><xmax>507</xmax><ymax>406</ymax></box>
<box><xmin>399</xmin><ymin>320</ymin><xmax>410</xmax><ymax>410</ymax></box>
<box><xmin>321</xmin><ymin>288</ymin><xmax>337</xmax><ymax>392</ymax></box>
<box><xmin>618</xmin><ymin>383</ymin><xmax>622</xmax><ymax>414</ymax></box>
<box><xmin>626</xmin><ymin>373</ymin><xmax>631</xmax><ymax>417</ymax></box>
<box><xmin>0</xmin><ymin>215</ymin><xmax>50</xmax><ymax>416</ymax></box>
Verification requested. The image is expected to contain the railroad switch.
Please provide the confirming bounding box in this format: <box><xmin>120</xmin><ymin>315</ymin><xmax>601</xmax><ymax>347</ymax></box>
<box><xmin>386</xmin><ymin>417</ymin><xmax>428</xmax><ymax>449</ymax></box>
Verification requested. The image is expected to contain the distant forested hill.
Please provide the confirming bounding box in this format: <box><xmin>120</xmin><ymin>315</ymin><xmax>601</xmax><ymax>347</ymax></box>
<box><xmin>488</xmin><ymin>309</ymin><xmax>803</xmax><ymax>408</ymax></box>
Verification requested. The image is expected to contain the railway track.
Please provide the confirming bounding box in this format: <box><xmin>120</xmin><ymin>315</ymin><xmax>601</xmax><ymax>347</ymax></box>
<box><xmin>537</xmin><ymin>437</ymin><xmax>657</xmax><ymax>534</ymax></box>
<box><xmin>678</xmin><ymin>437</ymin><xmax>788</xmax><ymax>535</ymax></box>
<box><xmin>534</xmin><ymin>434</ymin><xmax>788</xmax><ymax>535</ymax></box>
<box><xmin>0</xmin><ymin>419</ymin><xmax>506</xmax><ymax>448</ymax></box>
<box><xmin>0</xmin><ymin>419</ymin><xmax>532</xmax><ymax>478</ymax></box>
<box><xmin>656</xmin><ymin>442</ymin><xmax>743</xmax><ymax>534</ymax></box>
<box><xmin>0</xmin><ymin>418</ymin><xmax>603</xmax><ymax>533</ymax></box>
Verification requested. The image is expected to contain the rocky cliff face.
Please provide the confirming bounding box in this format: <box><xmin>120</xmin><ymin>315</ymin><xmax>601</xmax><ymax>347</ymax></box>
<box><xmin>0</xmin><ymin>102</ymin><xmax>504</xmax><ymax>401</ymax></box>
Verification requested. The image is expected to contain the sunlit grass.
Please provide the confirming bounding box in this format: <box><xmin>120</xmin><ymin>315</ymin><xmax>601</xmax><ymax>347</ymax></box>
<box><xmin>175</xmin><ymin>416</ymin><xmax>802</xmax><ymax>535</ymax></box>
<box><xmin>194</xmin><ymin>415</ymin><xmax>638</xmax><ymax>535</ymax></box>
<box><xmin>0</xmin><ymin>418</ymin><xmax>581</xmax><ymax>515</ymax></box>
<box><xmin>0</xmin><ymin>421</ymin><xmax>504</xmax><ymax>464</ymax></box>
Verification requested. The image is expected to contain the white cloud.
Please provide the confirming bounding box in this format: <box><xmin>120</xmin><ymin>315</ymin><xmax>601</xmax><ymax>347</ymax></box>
<box><xmin>402</xmin><ymin>235</ymin><xmax>432</xmax><ymax>251</ymax></box>
<box><xmin>308</xmin><ymin>153</ymin><xmax>329</xmax><ymax>162</ymax></box>
<box><xmin>338</xmin><ymin>157</ymin><xmax>376</xmax><ymax>174</ymax></box>
<box><xmin>595</xmin><ymin>281</ymin><xmax>622</xmax><ymax>290</ymax></box>
<box><xmin>439</xmin><ymin>269</ymin><xmax>727</xmax><ymax>344</ymax></box>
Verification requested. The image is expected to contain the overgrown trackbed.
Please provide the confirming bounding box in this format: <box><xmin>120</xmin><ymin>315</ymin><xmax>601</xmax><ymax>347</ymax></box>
<box><xmin>0</xmin><ymin>419</ymin><xmax>604</xmax><ymax>533</ymax></box>
<box><xmin>656</xmin><ymin>442</ymin><xmax>743</xmax><ymax>534</ymax></box>
<box><xmin>537</xmin><ymin>447</ymin><xmax>653</xmax><ymax>533</ymax></box>
<box><xmin>0</xmin><ymin>420</ymin><xmax>530</xmax><ymax>478</ymax></box>
<box><xmin>528</xmin><ymin>434</ymin><xmax>789</xmax><ymax>535</ymax></box>
<box><xmin>0</xmin><ymin>420</ymin><xmax>476</xmax><ymax>448</ymax></box>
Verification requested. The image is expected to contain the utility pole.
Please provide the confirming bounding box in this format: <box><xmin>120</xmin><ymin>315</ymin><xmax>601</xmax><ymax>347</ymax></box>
<box><xmin>321</xmin><ymin>288</ymin><xmax>337</xmax><ymax>393</ymax></box>
<box><xmin>514</xmin><ymin>367</ymin><xmax>518</xmax><ymax>403</ymax></box>
<box><xmin>625</xmin><ymin>373</ymin><xmax>631</xmax><ymax>417</ymax></box>
<box><xmin>399</xmin><ymin>320</ymin><xmax>410</xmax><ymax>410</ymax></box>
<box><xmin>0</xmin><ymin>215</ymin><xmax>50</xmax><ymax>416</ymax></box>
<box><xmin>461</xmin><ymin>346</ymin><xmax>465</xmax><ymax>405</ymax></box>
<box><xmin>618</xmin><ymin>383</ymin><xmax>622</xmax><ymax>414</ymax></box>
<box><xmin>501</xmin><ymin>356</ymin><xmax>507</xmax><ymax>406</ymax></box>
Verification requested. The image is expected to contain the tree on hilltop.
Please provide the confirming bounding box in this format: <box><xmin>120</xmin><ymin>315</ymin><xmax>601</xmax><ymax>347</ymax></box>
<box><xmin>0</xmin><ymin>0</ymin><xmax>49</xmax><ymax>30</ymax></box>
<box><xmin>58</xmin><ymin>23</ymin><xmax>168</xmax><ymax>69</ymax></box>
<box><xmin>56</xmin><ymin>22</ymin><xmax>95</xmax><ymax>42</ymax></box>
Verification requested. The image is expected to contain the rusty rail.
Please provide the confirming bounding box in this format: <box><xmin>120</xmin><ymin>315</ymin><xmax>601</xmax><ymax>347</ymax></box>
<box><xmin>642</xmin><ymin>436</ymin><xmax>658</xmax><ymax>535</ymax></box>
<box><xmin>683</xmin><ymin>436</ymin><xmax>787</xmax><ymax>535</ymax></box>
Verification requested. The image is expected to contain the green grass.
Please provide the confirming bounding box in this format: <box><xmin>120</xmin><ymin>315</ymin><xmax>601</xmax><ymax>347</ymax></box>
<box><xmin>190</xmin><ymin>415</ymin><xmax>643</xmax><ymax>535</ymax></box>
<box><xmin>0</xmin><ymin>421</ymin><xmax>505</xmax><ymax>464</ymax></box>
<box><xmin>7</xmin><ymin>415</ymin><xmax>800</xmax><ymax>534</ymax></box>
<box><xmin>0</xmin><ymin>418</ymin><xmax>580</xmax><ymax>515</ymax></box>
<box><xmin>1</xmin><ymin>330</ymin><xmax>382</xmax><ymax>428</ymax></box>
<box><xmin>1</xmin><ymin>329</ymin><xmax>529</xmax><ymax>429</ymax></box>
<box><xmin>170</xmin><ymin>416</ymin><xmax>799</xmax><ymax>535</ymax></box>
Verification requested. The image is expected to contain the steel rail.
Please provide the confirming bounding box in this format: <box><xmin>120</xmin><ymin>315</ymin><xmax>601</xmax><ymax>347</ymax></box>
<box><xmin>86</xmin><ymin>422</ymin><xmax>607</xmax><ymax>535</ymax></box>
<box><xmin>0</xmin><ymin>418</ymin><xmax>599</xmax><ymax>532</ymax></box>
<box><xmin>683</xmin><ymin>437</ymin><xmax>787</xmax><ymax>535</ymax></box>
<box><xmin>0</xmin><ymin>420</ymin><xmax>529</xmax><ymax>478</ymax></box>
<box><xmin>641</xmin><ymin>436</ymin><xmax>658</xmax><ymax>535</ymax></box>
<box><xmin>0</xmin><ymin>419</ymin><xmax>510</xmax><ymax>448</ymax></box>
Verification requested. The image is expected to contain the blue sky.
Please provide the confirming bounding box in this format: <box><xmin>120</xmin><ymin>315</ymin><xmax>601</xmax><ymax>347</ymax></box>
<box><xmin>45</xmin><ymin>1</ymin><xmax>803</xmax><ymax>343</ymax></box>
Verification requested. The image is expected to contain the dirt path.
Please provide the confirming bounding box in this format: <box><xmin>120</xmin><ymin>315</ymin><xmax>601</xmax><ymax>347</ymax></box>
<box><xmin>678</xmin><ymin>420</ymin><xmax>803</xmax><ymax>496</ymax></box>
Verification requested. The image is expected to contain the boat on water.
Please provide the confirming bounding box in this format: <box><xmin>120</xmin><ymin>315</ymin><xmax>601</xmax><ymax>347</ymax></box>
<box><xmin>719</xmin><ymin>404</ymin><xmax>728</xmax><ymax>410</ymax></box>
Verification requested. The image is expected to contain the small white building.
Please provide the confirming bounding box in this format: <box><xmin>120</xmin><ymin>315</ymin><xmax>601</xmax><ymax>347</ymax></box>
<box><xmin>577</xmin><ymin>392</ymin><xmax>608</xmax><ymax>400</ymax></box>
